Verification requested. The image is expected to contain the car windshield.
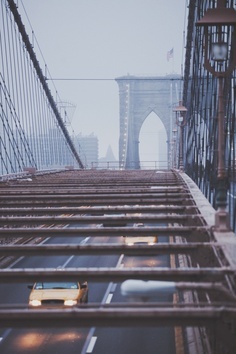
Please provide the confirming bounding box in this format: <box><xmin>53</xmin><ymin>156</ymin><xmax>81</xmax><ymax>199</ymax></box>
<box><xmin>34</xmin><ymin>282</ymin><xmax>78</xmax><ymax>290</ymax></box>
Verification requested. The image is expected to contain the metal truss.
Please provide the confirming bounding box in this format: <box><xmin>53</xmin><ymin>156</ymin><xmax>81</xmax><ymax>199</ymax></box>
<box><xmin>183</xmin><ymin>0</ymin><xmax>236</xmax><ymax>232</ymax></box>
<box><xmin>0</xmin><ymin>169</ymin><xmax>236</xmax><ymax>353</ymax></box>
<box><xmin>0</xmin><ymin>305</ymin><xmax>235</xmax><ymax>328</ymax></box>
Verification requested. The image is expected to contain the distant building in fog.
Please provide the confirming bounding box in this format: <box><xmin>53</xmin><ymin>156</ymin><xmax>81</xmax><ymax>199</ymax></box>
<box><xmin>74</xmin><ymin>133</ymin><xmax>98</xmax><ymax>168</ymax></box>
<box><xmin>99</xmin><ymin>145</ymin><xmax>118</xmax><ymax>169</ymax></box>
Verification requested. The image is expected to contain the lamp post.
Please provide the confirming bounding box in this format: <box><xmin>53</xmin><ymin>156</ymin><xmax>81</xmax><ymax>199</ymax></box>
<box><xmin>172</xmin><ymin>128</ymin><xmax>177</xmax><ymax>169</ymax></box>
<box><xmin>120</xmin><ymin>280</ymin><xmax>234</xmax><ymax>301</ymax></box>
<box><xmin>196</xmin><ymin>0</ymin><xmax>236</xmax><ymax>231</ymax></box>
<box><xmin>173</xmin><ymin>101</ymin><xmax>187</xmax><ymax>172</ymax></box>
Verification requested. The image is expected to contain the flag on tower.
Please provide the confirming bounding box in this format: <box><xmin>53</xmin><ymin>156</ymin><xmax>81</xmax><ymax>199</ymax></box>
<box><xmin>167</xmin><ymin>48</ymin><xmax>174</xmax><ymax>61</ymax></box>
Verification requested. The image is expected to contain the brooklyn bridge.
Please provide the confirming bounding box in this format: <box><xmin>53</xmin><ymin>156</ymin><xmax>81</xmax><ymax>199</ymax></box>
<box><xmin>0</xmin><ymin>1</ymin><xmax>236</xmax><ymax>353</ymax></box>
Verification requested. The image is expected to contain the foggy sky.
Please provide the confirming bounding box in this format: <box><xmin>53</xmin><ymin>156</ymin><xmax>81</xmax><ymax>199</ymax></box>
<box><xmin>19</xmin><ymin>0</ymin><xmax>187</xmax><ymax>159</ymax></box>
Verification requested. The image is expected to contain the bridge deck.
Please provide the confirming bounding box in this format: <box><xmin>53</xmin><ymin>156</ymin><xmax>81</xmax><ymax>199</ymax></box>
<box><xmin>0</xmin><ymin>169</ymin><xmax>236</xmax><ymax>352</ymax></box>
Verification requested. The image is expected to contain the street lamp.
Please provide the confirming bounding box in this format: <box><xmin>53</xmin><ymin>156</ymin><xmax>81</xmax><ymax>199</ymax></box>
<box><xmin>196</xmin><ymin>0</ymin><xmax>236</xmax><ymax>231</ymax></box>
<box><xmin>120</xmin><ymin>279</ymin><xmax>235</xmax><ymax>301</ymax></box>
<box><xmin>173</xmin><ymin>101</ymin><xmax>187</xmax><ymax>172</ymax></box>
<box><xmin>172</xmin><ymin>128</ymin><xmax>177</xmax><ymax>169</ymax></box>
<box><xmin>121</xmin><ymin>280</ymin><xmax>176</xmax><ymax>301</ymax></box>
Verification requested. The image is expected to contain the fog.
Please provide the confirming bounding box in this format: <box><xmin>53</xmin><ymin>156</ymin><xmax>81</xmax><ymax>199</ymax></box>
<box><xmin>19</xmin><ymin>0</ymin><xmax>187</xmax><ymax>160</ymax></box>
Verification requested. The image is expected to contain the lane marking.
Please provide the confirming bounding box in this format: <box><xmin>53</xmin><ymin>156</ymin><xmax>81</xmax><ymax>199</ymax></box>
<box><xmin>9</xmin><ymin>257</ymin><xmax>24</xmax><ymax>268</ymax></box>
<box><xmin>86</xmin><ymin>336</ymin><xmax>97</xmax><ymax>353</ymax></box>
<box><xmin>0</xmin><ymin>329</ymin><xmax>12</xmax><ymax>346</ymax></box>
<box><xmin>59</xmin><ymin>237</ymin><xmax>90</xmax><ymax>268</ymax></box>
<box><xmin>117</xmin><ymin>254</ymin><xmax>124</xmax><ymax>267</ymax></box>
<box><xmin>62</xmin><ymin>255</ymin><xmax>74</xmax><ymax>268</ymax></box>
<box><xmin>81</xmin><ymin>237</ymin><xmax>90</xmax><ymax>245</ymax></box>
<box><xmin>105</xmin><ymin>293</ymin><xmax>113</xmax><ymax>304</ymax></box>
<box><xmin>101</xmin><ymin>282</ymin><xmax>114</xmax><ymax>304</ymax></box>
<box><xmin>82</xmin><ymin>252</ymin><xmax>123</xmax><ymax>353</ymax></box>
<box><xmin>111</xmin><ymin>283</ymin><xmax>117</xmax><ymax>292</ymax></box>
<box><xmin>81</xmin><ymin>327</ymin><xmax>96</xmax><ymax>354</ymax></box>
<box><xmin>101</xmin><ymin>254</ymin><xmax>123</xmax><ymax>305</ymax></box>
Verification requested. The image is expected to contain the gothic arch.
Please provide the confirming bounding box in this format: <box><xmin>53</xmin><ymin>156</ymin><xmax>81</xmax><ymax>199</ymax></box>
<box><xmin>139</xmin><ymin>110</ymin><xmax>167</xmax><ymax>169</ymax></box>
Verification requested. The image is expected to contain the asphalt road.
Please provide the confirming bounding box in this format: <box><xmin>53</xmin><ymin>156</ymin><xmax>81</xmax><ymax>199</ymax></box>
<box><xmin>0</xmin><ymin>229</ymin><xmax>176</xmax><ymax>354</ymax></box>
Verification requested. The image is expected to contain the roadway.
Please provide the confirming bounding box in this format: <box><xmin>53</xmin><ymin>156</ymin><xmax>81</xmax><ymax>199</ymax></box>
<box><xmin>1</xmin><ymin>169</ymin><xmax>236</xmax><ymax>353</ymax></box>
<box><xmin>0</xmin><ymin>227</ymin><xmax>176</xmax><ymax>354</ymax></box>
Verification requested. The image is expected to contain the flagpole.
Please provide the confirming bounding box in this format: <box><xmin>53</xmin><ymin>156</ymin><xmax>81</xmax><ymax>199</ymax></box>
<box><xmin>167</xmin><ymin>48</ymin><xmax>174</xmax><ymax>72</ymax></box>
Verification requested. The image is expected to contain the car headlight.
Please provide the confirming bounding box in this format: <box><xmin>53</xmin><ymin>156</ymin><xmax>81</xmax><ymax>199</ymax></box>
<box><xmin>64</xmin><ymin>299</ymin><xmax>77</xmax><ymax>306</ymax></box>
<box><xmin>29</xmin><ymin>299</ymin><xmax>41</xmax><ymax>307</ymax></box>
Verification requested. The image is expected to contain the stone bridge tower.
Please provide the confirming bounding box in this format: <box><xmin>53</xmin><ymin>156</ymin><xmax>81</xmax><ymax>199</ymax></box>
<box><xmin>116</xmin><ymin>75</ymin><xmax>182</xmax><ymax>169</ymax></box>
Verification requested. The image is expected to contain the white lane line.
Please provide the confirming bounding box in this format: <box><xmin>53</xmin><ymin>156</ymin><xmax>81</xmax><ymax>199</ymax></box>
<box><xmin>0</xmin><ymin>329</ymin><xmax>12</xmax><ymax>345</ymax></box>
<box><xmin>42</xmin><ymin>237</ymin><xmax>50</xmax><ymax>243</ymax></box>
<box><xmin>81</xmin><ymin>237</ymin><xmax>90</xmax><ymax>245</ymax></box>
<box><xmin>86</xmin><ymin>336</ymin><xmax>97</xmax><ymax>353</ymax></box>
<box><xmin>101</xmin><ymin>254</ymin><xmax>123</xmax><ymax>305</ymax></box>
<box><xmin>105</xmin><ymin>293</ymin><xmax>113</xmax><ymax>304</ymax></box>
<box><xmin>9</xmin><ymin>256</ymin><xmax>24</xmax><ymax>268</ymax></box>
<box><xmin>82</xmin><ymin>253</ymin><xmax>123</xmax><ymax>353</ymax></box>
<box><xmin>62</xmin><ymin>255</ymin><xmax>74</xmax><ymax>268</ymax></box>
<box><xmin>101</xmin><ymin>281</ymin><xmax>114</xmax><ymax>304</ymax></box>
<box><xmin>81</xmin><ymin>327</ymin><xmax>96</xmax><ymax>354</ymax></box>
<box><xmin>111</xmin><ymin>283</ymin><xmax>117</xmax><ymax>292</ymax></box>
<box><xmin>59</xmin><ymin>236</ymin><xmax>90</xmax><ymax>268</ymax></box>
<box><xmin>9</xmin><ymin>233</ymin><xmax>89</xmax><ymax>269</ymax></box>
<box><xmin>117</xmin><ymin>254</ymin><xmax>124</xmax><ymax>267</ymax></box>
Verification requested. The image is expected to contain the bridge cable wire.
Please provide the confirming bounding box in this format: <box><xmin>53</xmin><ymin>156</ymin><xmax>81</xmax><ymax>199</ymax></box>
<box><xmin>1</xmin><ymin>0</ymin><xmax>84</xmax><ymax>172</ymax></box>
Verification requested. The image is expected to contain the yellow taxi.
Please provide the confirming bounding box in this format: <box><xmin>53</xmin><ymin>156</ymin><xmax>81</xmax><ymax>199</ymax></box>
<box><xmin>28</xmin><ymin>281</ymin><xmax>88</xmax><ymax>308</ymax></box>
<box><xmin>124</xmin><ymin>223</ymin><xmax>158</xmax><ymax>246</ymax></box>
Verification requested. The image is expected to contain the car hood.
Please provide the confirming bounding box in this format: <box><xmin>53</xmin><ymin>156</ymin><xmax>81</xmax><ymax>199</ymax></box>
<box><xmin>30</xmin><ymin>289</ymin><xmax>80</xmax><ymax>301</ymax></box>
<box><xmin>125</xmin><ymin>236</ymin><xmax>157</xmax><ymax>244</ymax></box>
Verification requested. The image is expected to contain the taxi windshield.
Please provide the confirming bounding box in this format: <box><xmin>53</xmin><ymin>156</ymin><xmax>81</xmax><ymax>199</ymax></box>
<box><xmin>34</xmin><ymin>282</ymin><xmax>78</xmax><ymax>290</ymax></box>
